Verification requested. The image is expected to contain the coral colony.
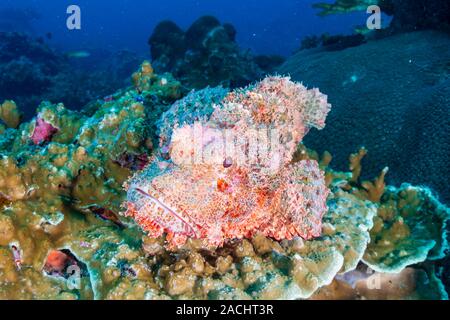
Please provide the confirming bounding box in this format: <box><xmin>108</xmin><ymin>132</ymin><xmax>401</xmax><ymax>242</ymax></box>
<box><xmin>0</xmin><ymin>61</ymin><xmax>449</xmax><ymax>300</ymax></box>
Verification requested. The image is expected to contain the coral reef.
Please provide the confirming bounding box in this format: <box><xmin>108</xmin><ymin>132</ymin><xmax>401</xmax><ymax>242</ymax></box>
<box><xmin>363</xmin><ymin>185</ymin><xmax>449</xmax><ymax>273</ymax></box>
<box><xmin>313</xmin><ymin>0</ymin><xmax>450</xmax><ymax>33</ymax></box>
<box><xmin>149</xmin><ymin>16</ymin><xmax>284</xmax><ymax>90</ymax></box>
<box><xmin>0</xmin><ymin>32</ymin><xmax>63</xmax><ymax>113</ymax></box>
<box><xmin>0</xmin><ymin>32</ymin><xmax>146</xmax><ymax>119</ymax></box>
<box><xmin>0</xmin><ymin>100</ymin><xmax>21</xmax><ymax>129</ymax></box>
<box><xmin>0</xmin><ymin>62</ymin><xmax>448</xmax><ymax>300</ymax></box>
<box><xmin>278</xmin><ymin>30</ymin><xmax>450</xmax><ymax>203</ymax></box>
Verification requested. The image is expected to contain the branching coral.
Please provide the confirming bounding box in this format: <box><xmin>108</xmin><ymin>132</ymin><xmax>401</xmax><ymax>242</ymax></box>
<box><xmin>349</xmin><ymin>147</ymin><xmax>367</xmax><ymax>183</ymax></box>
<box><xmin>321</xmin><ymin>146</ymin><xmax>449</xmax><ymax>275</ymax></box>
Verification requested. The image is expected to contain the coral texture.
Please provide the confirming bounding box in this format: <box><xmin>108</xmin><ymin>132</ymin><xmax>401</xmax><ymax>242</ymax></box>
<box><xmin>278</xmin><ymin>31</ymin><xmax>450</xmax><ymax>203</ymax></box>
<box><xmin>363</xmin><ymin>184</ymin><xmax>450</xmax><ymax>273</ymax></box>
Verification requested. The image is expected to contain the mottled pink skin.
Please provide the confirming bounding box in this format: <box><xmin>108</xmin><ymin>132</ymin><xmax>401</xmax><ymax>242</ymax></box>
<box><xmin>31</xmin><ymin>117</ymin><xmax>58</xmax><ymax>145</ymax></box>
<box><xmin>126</xmin><ymin>77</ymin><xmax>332</xmax><ymax>249</ymax></box>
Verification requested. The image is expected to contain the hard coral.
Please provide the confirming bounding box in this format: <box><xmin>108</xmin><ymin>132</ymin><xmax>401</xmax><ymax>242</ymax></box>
<box><xmin>0</xmin><ymin>52</ymin><xmax>449</xmax><ymax>299</ymax></box>
<box><xmin>0</xmin><ymin>100</ymin><xmax>21</xmax><ymax>129</ymax></box>
<box><xmin>126</xmin><ymin>76</ymin><xmax>332</xmax><ymax>249</ymax></box>
<box><xmin>279</xmin><ymin>30</ymin><xmax>450</xmax><ymax>203</ymax></box>
<box><xmin>0</xmin><ymin>62</ymin><xmax>184</xmax><ymax>299</ymax></box>
<box><xmin>363</xmin><ymin>184</ymin><xmax>450</xmax><ymax>273</ymax></box>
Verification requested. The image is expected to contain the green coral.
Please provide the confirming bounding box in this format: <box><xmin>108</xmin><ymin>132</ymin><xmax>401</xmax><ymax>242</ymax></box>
<box><xmin>0</xmin><ymin>63</ymin><xmax>183</xmax><ymax>299</ymax></box>
<box><xmin>363</xmin><ymin>184</ymin><xmax>450</xmax><ymax>273</ymax></box>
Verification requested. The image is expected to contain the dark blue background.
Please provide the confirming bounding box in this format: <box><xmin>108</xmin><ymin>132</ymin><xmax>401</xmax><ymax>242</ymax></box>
<box><xmin>1</xmin><ymin>0</ymin><xmax>367</xmax><ymax>56</ymax></box>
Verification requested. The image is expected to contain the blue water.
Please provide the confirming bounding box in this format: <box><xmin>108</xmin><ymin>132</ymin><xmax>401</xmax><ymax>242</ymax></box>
<box><xmin>1</xmin><ymin>0</ymin><xmax>366</xmax><ymax>56</ymax></box>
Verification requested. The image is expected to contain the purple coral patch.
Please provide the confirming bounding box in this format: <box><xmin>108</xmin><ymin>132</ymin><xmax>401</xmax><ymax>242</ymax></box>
<box><xmin>31</xmin><ymin>117</ymin><xmax>58</xmax><ymax>145</ymax></box>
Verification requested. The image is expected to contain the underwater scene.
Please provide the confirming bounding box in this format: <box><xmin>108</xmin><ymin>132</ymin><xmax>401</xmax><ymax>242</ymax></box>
<box><xmin>0</xmin><ymin>0</ymin><xmax>449</xmax><ymax>301</ymax></box>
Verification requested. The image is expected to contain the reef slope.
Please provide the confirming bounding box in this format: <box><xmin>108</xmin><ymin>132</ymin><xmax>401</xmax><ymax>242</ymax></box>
<box><xmin>278</xmin><ymin>31</ymin><xmax>450</xmax><ymax>203</ymax></box>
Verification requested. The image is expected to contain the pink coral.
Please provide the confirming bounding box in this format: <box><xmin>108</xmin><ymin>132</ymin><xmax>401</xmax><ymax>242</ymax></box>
<box><xmin>125</xmin><ymin>76</ymin><xmax>331</xmax><ymax>249</ymax></box>
<box><xmin>31</xmin><ymin>117</ymin><xmax>58</xmax><ymax>145</ymax></box>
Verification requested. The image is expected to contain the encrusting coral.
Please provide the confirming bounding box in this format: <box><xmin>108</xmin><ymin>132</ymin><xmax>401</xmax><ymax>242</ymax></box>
<box><xmin>363</xmin><ymin>184</ymin><xmax>449</xmax><ymax>273</ymax></box>
<box><xmin>0</xmin><ymin>62</ymin><xmax>448</xmax><ymax>300</ymax></box>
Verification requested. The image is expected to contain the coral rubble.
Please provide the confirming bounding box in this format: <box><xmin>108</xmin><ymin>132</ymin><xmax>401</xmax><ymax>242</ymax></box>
<box><xmin>0</xmin><ymin>62</ymin><xmax>448</xmax><ymax>300</ymax></box>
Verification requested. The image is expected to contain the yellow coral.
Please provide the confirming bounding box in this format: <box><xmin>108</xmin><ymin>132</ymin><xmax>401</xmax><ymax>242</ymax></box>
<box><xmin>349</xmin><ymin>146</ymin><xmax>367</xmax><ymax>183</ymax></box>
<box><xmin>358</xmin><ymin>166</ymin><xmax>389</xmax><ymax>202</ymax></box>
<box><xmin>0</xmin><ymin>100</ymin><xmax>21</xmax><ymax>129</ymax></box>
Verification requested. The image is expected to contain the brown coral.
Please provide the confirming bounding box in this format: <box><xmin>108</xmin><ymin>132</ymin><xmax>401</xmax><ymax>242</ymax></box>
<box><xmin>0</xmin><ymin>100</ymin><xmax>21</xmax><ymax>129</ymax></box>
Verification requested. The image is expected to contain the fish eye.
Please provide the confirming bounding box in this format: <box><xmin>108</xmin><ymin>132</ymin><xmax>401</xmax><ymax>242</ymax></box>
<box><xmin>223</xmin><ymin>157</ymin><xmax>233</xmax><ymax>168</ymax></box>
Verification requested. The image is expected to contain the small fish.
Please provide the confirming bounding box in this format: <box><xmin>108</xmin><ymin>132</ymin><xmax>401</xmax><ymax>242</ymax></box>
<box><xmin>89</xmin><ymin>206</ymin><xmax>125</xmax><ymax>229</ymax></box>
<box><xmin>66</xmin><ymin>50</ymin><xmax>91</xmax><ymax>59</ymax></box>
